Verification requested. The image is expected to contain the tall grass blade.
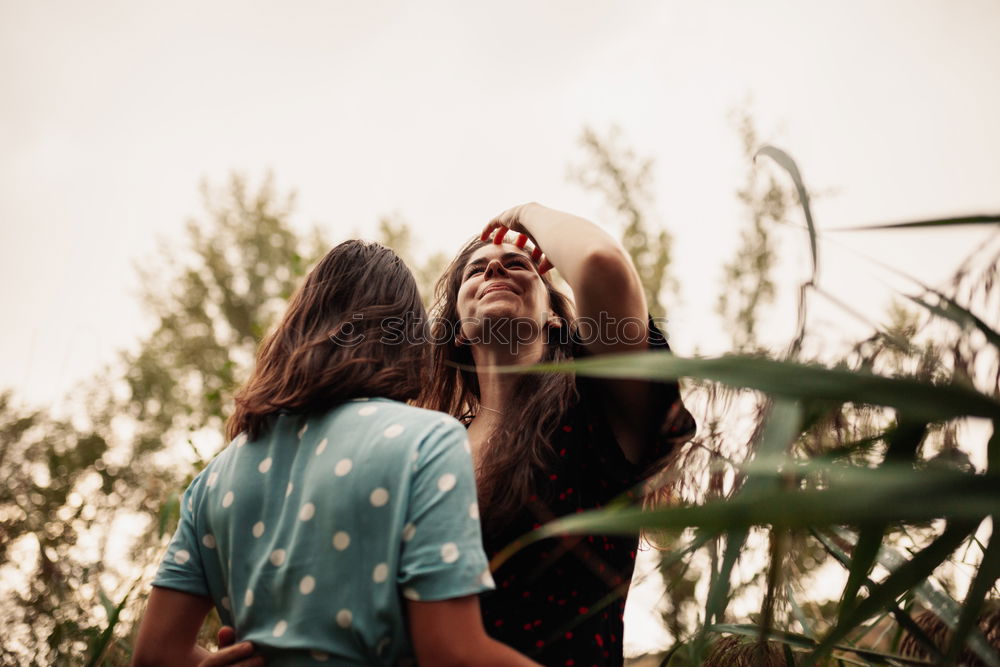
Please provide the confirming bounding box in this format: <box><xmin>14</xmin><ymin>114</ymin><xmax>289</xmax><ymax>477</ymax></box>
<box><xmin>942</xmin><ymin>530</ymin><xmax>1000</xmax><ymax>664</ymax></box>
<box><xmin>526</xmin><ymin>353</ymin><xmax>1000</xmax><ymax>421</ymax></box>
<box><xmin>839</xmin><ymin>527</ymin><xmax>885</xmax><ymax>625</ymax></box>
<box><xmin>811</xmin><ymin>528</ymin><xmax>945</xmax><ymax>662</ymax></box>
<box><xmin>834</xmin><ymin>214</ymin><xmax>1000</xmax><ymax>231</ymax></box>
<box><xmin>786</xmin><ymin>582</ymin><xmax>815</xmax><ymax>640</ymax></box>
<box><xmin>709</xmin><ymin>624</ymin><xmax>936</xmax><ymax>665</ymax></box>
<box><xmin>525</xmin><ymin>469</ymin><xmax>997</xmax><ymax>538</ymax></box>
<box><xmin>755</xmin><ymin>145</ymin><xmax>818</xmax><ymax>283</ymax></box>
<box><xmin>696</xmin><ymin>529</ymin><xmax>747</xmax><ymax>662</ymax></box>
<box><xmin>828</xmin><ymin>526</ymin><xmax>1000</xmax><ymax>667</ymax></box>
<box><xmin>85</xmin><ymin>580</ymin><xmax>139</xmax><ymax>667</ymax></box>
<box><xmin>159</xmin><ymin>489</ymin><xmax>180</xmax><ymax>538</ymax></box>
<box><xmin>905</xmin><ymin>292</ymin><xmax>1000</xmax><ymax>351</ymax></box>
<box><xmin>808</xmin><ymin>521</ymin><xmax>978</xmax><ymax>664</ymax></box>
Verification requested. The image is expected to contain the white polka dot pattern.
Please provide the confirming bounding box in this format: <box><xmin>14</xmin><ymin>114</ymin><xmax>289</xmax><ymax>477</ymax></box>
<box><xmin>174</xmin><ymin>549</ymin><xmax>190</xmax><ymax>565</ymax></box>
<box><xmin>245</xmin><ymin>589</ymin><xmax>254</xmax><ymax>607</ymax></box>
<box><xmin>336</xmin><ymin>609</ymin><xmax>352</xmax><ymax>628</ymax></box>
<box><xmin>441</xmin><ymin>543</ymin><xmax>460</xmax><ymax>563</ymax></box>
<box><xmin>252</xmin><ymin>522</ymin><xmax>265</xmax><ymax>538</ymax></box>
<box><xmin>334</xmin><ymin>459</ymin><xmax>352</xmax><ymax>476</ymax></box>
<box><xmin>270</xmin><ymin>549</ymin><xmax>286</xmax><ymax>566</ymax></box>
<box><xmin>372</xmin><ymin>563</ymin><xmax>389</xmax><ymax>583</ymax></box>
<box><xmin>358</xmin><ymin>405</ymin><xmax>377</xmax><ymax>416</ymax></box>
<box><xmin>258</xmin><ymin>457</ymin><xmax>272</xmax><ymax>473</ymax></box>
<box><xmin>315</xmin><ymin>438</ymin><xmax>328</xmax><ymax>455</ymax></box>
<box><xmin>299</xmin><ymin>503</ymin><xmax>315</xmax><ymax>521</ymax></box>
<box><xmin>202</xmin><ymin>534</ymin><xmax>216</xmax><ymax>549</ymax></box>
<box><xmin>401</xmin><ymin>523</ymin><xmax>416</xmax><ymax>542</ymax></box>
<box><xmin>222</xmin><ymin>491</ymin><xmax>234</xmax><ymax>508</ymax></box>
<box><xmin>383</xmin><ymin>424</ymin><xmax>404</xmax><ymax>438</ymax></box>
<box><xmin>437</xmin><ymin>473</ymin><xmax>456</xmax><ymax>492</ymax></box>
<box><xmin>370</xmin><ymin>488</ymin><xmax>389</xmax><ymax>507</ymax></box>
<box><xmin>299</xmin><ymin>575</ymin><xmax>316</xmax><ymax>594</ymax></box>
<box><xmin>333</xmin><ymin>531</ymin><xmax>350</xmax><ymax>550</ymax></box>
<box><xmin>273</xmin><ymin>620</ymin><xmax>288</xmax><ymax>637</ymax></box>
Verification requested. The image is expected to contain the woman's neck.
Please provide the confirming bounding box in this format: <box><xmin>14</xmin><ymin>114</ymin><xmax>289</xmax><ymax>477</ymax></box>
<box><xmin>465</xmin><ymin>340</ymin><xmax>545</xmax><ymax>461</ymax></box>
<box><xmin>469</xmin><ymin>340</ymin><xmax>544</xmax><ymax>412</ymax></box>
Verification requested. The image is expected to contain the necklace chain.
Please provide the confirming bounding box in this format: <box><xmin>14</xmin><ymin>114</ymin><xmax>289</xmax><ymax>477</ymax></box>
<box><xmin>478</xmin><ymin>405</ymin><xmax>504</xmax><ymax>416</ymax></box>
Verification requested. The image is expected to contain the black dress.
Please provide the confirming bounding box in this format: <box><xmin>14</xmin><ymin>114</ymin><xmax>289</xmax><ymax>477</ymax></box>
<box><xmin>477</xmin><ymin>322</ymin><xmax>696</xmax><ymax>667</ymax></box>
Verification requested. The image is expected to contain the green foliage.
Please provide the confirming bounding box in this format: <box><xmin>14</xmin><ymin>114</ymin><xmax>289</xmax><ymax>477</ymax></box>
<box><xmin>506</xmin><ymin>146</ymin><xmax>1000</xmax><ymax>665</ymax></box>
<box><xmin>0</xmin><ymin>391</ymin><xmax>110</xmax><ymax>664</ymax></box>
<box><xmin>375</xmin><ymin>215</ymin><xmax>448</xmax><ymax>307</ymax></box>
<box><xmin>1</xmin><ymin>173</ymin><xmax>329</xmax><ymax>664</ymax></box>
<box><xmin>571</xmin><ymin>126</ymin><xmax>677</xmax><ymax>319</ymax></box>
<box><xmin>717</xmin><ymin>111</ymin><xmax>788</xmax><ymax>351</ymax></box>
<box><xmin>124</xmin><ymin>173</ymin><xmax>328</xmax><ymax>456</ymax></box>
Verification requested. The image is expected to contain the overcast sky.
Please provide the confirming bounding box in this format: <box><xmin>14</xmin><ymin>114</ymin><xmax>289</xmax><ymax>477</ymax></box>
<box><xmin>3</xmin><ymin>1</ymin><xmax>999</xmax><ymax>408</ymax></box>
<box><xmin>3</xmin><ymin>0</ymin><xmax>999</xmax><ymax>654</ymax></box>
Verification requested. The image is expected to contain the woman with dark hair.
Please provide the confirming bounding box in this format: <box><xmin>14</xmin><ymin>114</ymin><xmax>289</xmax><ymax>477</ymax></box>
<box><xmin>133</xmin><ymin>240</ymin><xmax>539</xmax><ymax>666</ymax></box>
<box><xmin>420</xmin><ymin>203</ymin><xmax>696</xmax><ymax>666</ymax></box>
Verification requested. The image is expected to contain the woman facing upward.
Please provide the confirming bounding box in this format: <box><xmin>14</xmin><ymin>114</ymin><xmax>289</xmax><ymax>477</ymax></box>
<box><xmin>421</xmin><ymin>203</ymin><xmax>696</xmax><ymax>667</ymax></box>
<box><xmin>133</xmin><ymin>241</ymin><xmax>538</xmax><ymax>666</ymax></box>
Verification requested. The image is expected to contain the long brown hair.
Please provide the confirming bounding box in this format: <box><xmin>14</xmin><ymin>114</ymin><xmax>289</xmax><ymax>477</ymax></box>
<box><xmin>227</xmin><ymin>240</ymin><xmax>427</xmax><ymax>441</ymax></box>
<box><xmin>419</xmin><ymin>238</ymin><xmax>578</xmax><ymax>524</ymax></box>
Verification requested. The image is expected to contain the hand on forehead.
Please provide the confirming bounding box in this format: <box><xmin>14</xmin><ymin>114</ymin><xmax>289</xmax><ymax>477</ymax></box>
<box><xmin>479</xmin><ymin>226</ymin><xmax>552</xmax><ymax>275</ymax></box>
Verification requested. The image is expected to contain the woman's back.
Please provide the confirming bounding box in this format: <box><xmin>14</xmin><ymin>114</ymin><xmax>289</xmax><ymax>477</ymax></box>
<box><xmin>155</xmin><ymin>398</ymin><xmax>492</xmax><ymax>665</ymax></box>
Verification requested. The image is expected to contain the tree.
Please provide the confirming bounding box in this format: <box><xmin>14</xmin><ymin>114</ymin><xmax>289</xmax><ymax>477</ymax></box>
<box><xmin>0</xmin><ymin>173</ymin><xmax>330</xmax><ymax>664</ymax></box>
<box><xmin>375</xmin><ymin>215</ymin><xmax>448</xmax><ymax>307</ymax></box>
<box><xmin>717</xmin><ymin>109</ymin><xmax>789</xmax><ymax>352</ymax></box>
<box><xmin>0</xmin><ymin>392</ymin><xmax>111</xmax><ymax>664</ymax></box>
<box><xmin>570</xmin><ymin>126</ymin><xmax>677</xmax><ymax>319</ymax></box>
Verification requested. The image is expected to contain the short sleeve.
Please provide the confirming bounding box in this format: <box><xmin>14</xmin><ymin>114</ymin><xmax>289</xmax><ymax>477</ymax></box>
<box><xmin>397</xmin><ymin>420</ymin><xmax>494</xmax><ymax>601</ymax></box>
<box><xmin>152</xmin><ymin>475</ymin><xmax>210</xmax><ymax>597</ymax></box>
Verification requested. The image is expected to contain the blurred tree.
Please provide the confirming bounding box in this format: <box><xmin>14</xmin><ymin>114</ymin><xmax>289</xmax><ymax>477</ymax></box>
<box><xmin>0</xmin><ymin>173</ymin><xmax>329</xmax><ymax>664</ymax></box>
<box><xmin>375</xmin><ymin>215</ymin><xmax>448</xmax><ymax>307</ymax></box>
<box><xmin>123</xmin><ymin>173</ymin><xmax>327</xmax><ymax>458</ymax></box>
<box><xmin>570</xmin><ymin>126</ymin><xmax>677</xmax><ymax>319</ymax></box>
<box><xmin>717</xmin><ymin>109</ymin><xmax>789</xmax><ymax>352</ymax></box>
<box><xmin>0</xmin><ymin>391</ymin><xmax>111</xmax><ymax>664</ymax></box>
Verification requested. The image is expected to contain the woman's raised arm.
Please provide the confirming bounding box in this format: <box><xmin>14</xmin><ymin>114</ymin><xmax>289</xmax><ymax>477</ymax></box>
<box><xmin>481</xmin><ymin>202</ymin><xmax>648</xmax><ymax>359</ymax></box>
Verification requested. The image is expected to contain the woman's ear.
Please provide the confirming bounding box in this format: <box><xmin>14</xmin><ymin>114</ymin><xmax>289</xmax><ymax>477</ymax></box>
<box><xmin>546</xmin><ymin>315</ymin><xmax>562</xmax><ymax>330</ymax></box>
<box><xmin>454</xmin><ymin>333</ymin><xmax>467</xmax><ymax>347</ymax></box>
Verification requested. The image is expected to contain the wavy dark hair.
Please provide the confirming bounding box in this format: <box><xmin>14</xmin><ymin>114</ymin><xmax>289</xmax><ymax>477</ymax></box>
<box><xmin>418</xmin><ymin>238</ymin><xmax>578</xmax><ymax>526</ymax></box>
<box><xmin>227</xmin><ymin>240</ymin><xmax>428</xmax><ymax>441</ymax></box>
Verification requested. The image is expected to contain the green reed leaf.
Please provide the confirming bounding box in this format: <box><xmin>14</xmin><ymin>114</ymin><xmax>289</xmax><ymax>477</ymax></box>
<box><xmin>904</xmin><ymin>291</ymin><xmax>1000</xmax><ymax>351</ymax></box>
<box><xmin>525</xmin><ymin>353</ymin><xmax>1000</xmax><ymax>421</ymax></box>
<box><xmin>808</xmin><ymin>521</ymin><xmax>979</xmax><ymax>665</ymax></box>
<box><xmin>833</xmin><ymin>214</ymin><xmax>1000</xmax><ymax>231</ymax></box>
<box><xmin>943</xmin><ymin>530</ymin><xmax>1000</xmax><ymax>664</ymax></box>
<box><xmin>755</xmin><ymin>145</ymin><xmax>818</xmax><ymax>283</ymax></box>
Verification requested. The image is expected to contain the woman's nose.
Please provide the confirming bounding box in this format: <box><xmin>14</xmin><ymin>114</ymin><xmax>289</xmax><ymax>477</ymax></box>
<box><xmin>483</xmin><ymin>259</ymin><xmax>508</xmax><ymax>278</ymax></box>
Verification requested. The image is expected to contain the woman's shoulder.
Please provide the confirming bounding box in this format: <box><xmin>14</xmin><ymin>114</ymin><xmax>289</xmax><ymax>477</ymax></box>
<box><xmin>305</xmin><ymin>399</ymin><xmax>467</xmax><ymax>443</ymax></box>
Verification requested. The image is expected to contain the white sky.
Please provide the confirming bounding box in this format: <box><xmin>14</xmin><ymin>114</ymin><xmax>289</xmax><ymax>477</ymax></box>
<box><xmin>2</xmin><ymin>1</ymin><xmax>999</xmax><ymax>654</ymax></box>
<box><xmin>3</xmin><ymin>0</ymin><xmax>999</xmax><ymax>406</ymax></box>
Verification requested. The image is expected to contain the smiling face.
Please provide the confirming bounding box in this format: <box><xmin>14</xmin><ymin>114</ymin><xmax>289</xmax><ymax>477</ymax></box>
<box><xmin>455</xmin><ymin>243</ymin><xmax>552</xmax><ymax>344</ymax></box>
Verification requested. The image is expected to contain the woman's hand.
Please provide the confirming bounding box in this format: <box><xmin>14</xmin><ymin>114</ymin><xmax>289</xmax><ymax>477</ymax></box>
<box><xmin>196</xmin><ymin>626</ymin><xmax>264</xmax><ymax>667</ymax></box>
<box><xmin>479</xmin><ymin>203</ymin><xmax>553</xmax><ymax>274</ymax></box>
